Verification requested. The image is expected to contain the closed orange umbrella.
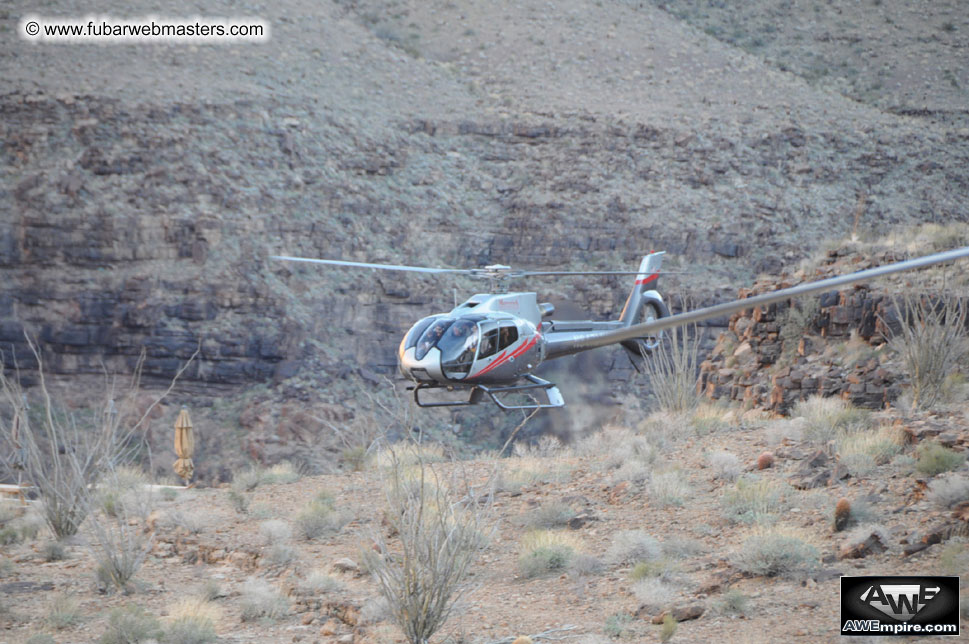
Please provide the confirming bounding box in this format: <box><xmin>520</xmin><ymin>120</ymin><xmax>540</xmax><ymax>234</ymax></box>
<box><xmin>173</xmin><ymin>407</ymin><xmax>195</xmax><ymax>484</ymax></box>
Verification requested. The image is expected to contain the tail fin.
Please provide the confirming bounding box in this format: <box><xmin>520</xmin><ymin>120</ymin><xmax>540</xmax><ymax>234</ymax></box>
<box><xmin>619</xmin><ymin>251</ymin><xmax>665</xmax><ymax>326</ymax></box>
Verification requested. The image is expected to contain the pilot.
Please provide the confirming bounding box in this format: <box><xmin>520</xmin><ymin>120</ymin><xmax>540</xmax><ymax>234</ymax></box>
<box><xmin>499</xmin><ymin>326</ymin><xmax>514</xmax><ymax>348</ymax></box>
<box><xmin>417</xmin><ymin>320</ymin><xmax>449</xmax><ymax>356</ymax></box>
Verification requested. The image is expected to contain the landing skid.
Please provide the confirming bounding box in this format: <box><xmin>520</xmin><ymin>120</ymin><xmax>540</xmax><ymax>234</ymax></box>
<box><xmin>411</xmin><ymin>375</ymin><xmax>565</xmax><ymax>410</ymax></box>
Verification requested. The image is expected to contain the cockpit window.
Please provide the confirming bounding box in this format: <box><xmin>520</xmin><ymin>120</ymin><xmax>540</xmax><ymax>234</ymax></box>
<box><xmin>438</xmin><ymin>319</ymin><xmax>479</xmax><ymax>380</ymax></box>
<box><xmin>404</xmin><ymin>316</ymin><xmax>438</xmax><ymax>351</ymax></box>
<box><xmin>478</xmin><ymin>328</ymin><xmax>499</xmax><ymax>360</ymax></box>
<box><xmin>415</xmin><ymin>318</ymin><xmax>454</xmax><ymax>360</ymax></box>
<box><xmin>498</xmin><ymin>323</ymin><xmax>519</xmax><ymax>351</ymax></box>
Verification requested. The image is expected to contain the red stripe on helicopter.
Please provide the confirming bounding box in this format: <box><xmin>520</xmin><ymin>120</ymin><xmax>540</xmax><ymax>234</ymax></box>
<box><xmin>470</xmin><ymin>334</ymin><xmax>539</xmax><ymax>378</ymax></box>
<box><xmin>635</xmin><ymin>273</ymin><xmax>659</xmax><ymax>285</ymax></box>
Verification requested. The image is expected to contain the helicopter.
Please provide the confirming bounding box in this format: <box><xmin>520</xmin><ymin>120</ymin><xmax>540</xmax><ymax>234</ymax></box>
<box><xmin>272</xmin><ymin>246</ymin><xmax>969</xmax><ymax>411</ymax></box>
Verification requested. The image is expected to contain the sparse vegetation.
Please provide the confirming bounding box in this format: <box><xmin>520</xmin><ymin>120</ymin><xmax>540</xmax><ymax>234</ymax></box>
<box><xmin>660</xmin><ymin>614</ymin><xmax>677</xmax><ymax>642</ymax></box>
<box><xmin>938</xmin><ymin>539</ymin><xmax>969</xmax><ymax>576</ymax></box>
<box><xmin>240</xmin><ymin>578</ymin><xmax>290</xmax><ymax>622</ymax></box>
<box><xmin>46</xmin><ymin>593</ymin><xmax>82</xmax><ymax>629</ymax></box>
<box><xmin>707</xmin><ymin>450</ymin><xmax>742</xmax><ymax>481</ymax></box>
<box><xmin>916</xmin><ymin>442</ymin><xmax>965</xmax><ymax>476</ymax></box>
<box><xmin>643</xmin><ymin>323</ymin><xmax>702</xmax><ymax>414</ymax></box>
<box><xmin>363</xmin><ymin>443</ymin><xmax>491</xmax><ymax>644</ymax></box>
<box><xmin>632</xmin><ymin>577</ymin><xmax>675</xmax><ymax>607</ymax></box>
<box><xmin>888</xmin><ymin>294</ymin><xmax>968</xmax><ymax>410</ymax></box>
<box><xmin>649</xmin><ymin>468</ymin><xmax>690</xmax><ymax>507</ymax></box>
<box><xmin>928</xmin><ymin>475</ymin><xmax>969</xmax><ymax>508</ymax></box>
<box><xmin>89</xmin><ymin>470</ymin><xmax>155</xmax><ymax>593</ymax></box>
<box><xmin>793</xmin><ymin>396</ymin><xmax>868</xmax><ymax>443</ymax></box>
<box><xmin>294</xmin><ymin>491</ymin><xmax>349</xmax><ymax>540</ymax></box>
<box><xmin>603</xmin><ymin>612</ymin><xmax>635</xmax><ymax>639</ymax></box>
<box><xmin>41</xmin><ymin>539</ymin><xmax>67</xmax><ymax>562</ymax></box>
<box><xmin>98</xmin><ymin>604</ymin><xmax>163</xmax><ymax>644</ymax></box>
<box><xmin>836</xmin><ymin>425</ymin><xmax>904</xmax><ymax>477</ymax></box>
<box><xmin>606</xmin><ymin>530</ymin><xmax>661</xmax><ymax>566</ymax></box>
<box><xmin>299</xmin><ymin>570</ymin><xmax>344</xmax><ymax>594</ymax></box>
<box><xmin>717</xmin><ymin>588</ymin><xmax>750</xmax><ymax>616</ymax></box>
<box><xmin>522</xmin><ymin>501</ymin><xmax>576</xmax><ymax>529</ymax></box>
<box><xmin>518</xmin><ymin>530</ymin><xmax>578</xmax><ymax>578</ymax></box>
<box><xmin>720</xmin><ymin>476</ymin><xmax>787</xmax><ymax>524</ymax></box>
<box><xmin>165</xmin><ymin>598</ymin><xmax>219</xmax><ymax>643</ymax></box>
<box><xmin>732</xmin><ymin>528</ymin><xmax>819</xmax><ymax>578</ymax></box>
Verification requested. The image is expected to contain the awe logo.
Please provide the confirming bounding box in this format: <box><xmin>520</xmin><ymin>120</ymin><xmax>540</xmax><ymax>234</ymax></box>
<box><xmin>859</xmin><ymin>584</ymin><xmax>940</xmax><ymax>621</ymax></box>
<box><xmin>841</xmin><ymin>576</ymin><xmax>960</xmax><ymax>637</ymax></box>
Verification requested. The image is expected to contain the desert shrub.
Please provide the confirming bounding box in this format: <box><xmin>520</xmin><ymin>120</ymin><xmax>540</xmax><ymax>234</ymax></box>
<box><xmin>604</xmin><ymin>612</ymin><xmax>635</xmax><ymax>638</ymax></box>
<box><xmin>717</xmin><ymin>588</ymin><xmax>749</xmax><ymax>616</ymax></box>
<box><xmin>497</xmin><ymin>457</ymin><xmax>572</xmax><ymax>494</ymax></box>
<box><xmin>89</xmin><ymin>472</ymin><xmax>155</xmax><ymax>593</ymax></box>
<box><xmin>662</xmin><ymin>536</ymin><xmax>706</xmax><ymax>559</ymax></box>
<box><xmin>793</xmin><ymin>396</ymin><xmax>868</xmax><ymax>443</ymax></box>
<box><xmin>916</xmin><ymin>442</ymin><xmax>965</xmax><ymax>476</ymax></box>
<box><xmin>259</xmin><ymin>519</ymin><xmax>292</xmax><ymax>544</ymax></box>
<box><xmin>240</xmin><ymin>578</ymin><xmax>289</xmax><ymax>622</ymax></box>
<box><xmin>98</xmin><ymin>604</ymin><xmax>163</xmax><ymax>644</ymax></box>
<box><xmin>512</xmin><ymin>434</ymin><xmax>563</xmax><ymax>458</ymax></box>
<box><xmin>707</xmin><ymin>450</ymin><xmax>742</xmax><ymax>481</ymax></box>
<box><xmin>632</xmin><ymin>577</ymin><xmax>675</xmax><ymax>607</ymax></box>
<box><xmin>168</xmin><ymin>510</ymin><xmax>206</xmax><ymax>535</ymax></box>
<box><xmin>46</xmin><ymin>593</ymin><xmax>82</xmax><ymax>629</ymax></box>
<box><xmin>606</xmin><ymin>530</ymin><xmax>661</xmax><ymax>566</ymax></box>
<box><xmin>363</xmin><ymin>446</ymin><xmax>491</xmax><ymax>644</ymax></box>
<box><xmin>689</xmin><ymin>404</ymin><xmax>732</xmax><ymax>436</ymax></box>
<box><xmin>232</xmin><ymin>467</ymin><xmax>264</xmax><ymax>492</ymax></box>
<box><xmin>198</xmin><ymin>579</ymin><xmax>222</xmax><ymax>602</ymax></box>
<box><xmin>518</xmin><ymin>530</ymin><xmax>577</xmax><ymax>578</ymax></box>
<box><xmin>227</xmin><ymin>489</ymin><xmax>249</xmax><ymax>514</ymax></box>
<box><xmin>649</xmin><ymin>468</ymin><xmax>690</xmax><ymax>507</ymax></box>
<box><xmin>41</xmin><ymin>540</ymin><xmax>67</xmax><ymax>562</ymax></box>
<box><xmin>371</xmin><ymin>442</ymin><xmax>447</xmax><ymax>469</ymax></box>
<box><xmin>720</xmin><ymin>476</ymin><xmax>787</xmax><ymax>524</ymax></box>
<box><xmin>165</xmin><ymin>599</ymin><xmax>219</xmax><ymax>644</ymax></box>
<box><xmin>888</xmin><ymin>294</ymin><xmax>968</xmax><ymax>410</ymax></box>
<box><xmin>261</xmin><ymin>462</ymin><xmax>301</xmax><ymax>485</ymax></box>
<box><xmin>629</xmin><ymin>559</ymin><xmax>676</xmax><ymax>582</ymax></box>
<box><xmin>294</xmin><ymin>495</ymin><xmax>349</xmax><ymax>541</ymax></box>
<box><xmin>643</xmin><ymin>323</ymin><xmax>702</xmax><ymax>414</ymax></box>
<box><xmin>836</xmin><ymin>426</ymin><xmax>904</xmax><ymax>477</ymax></box>
<box><xmin>266</xmin><ymin>543</ymin><xmax>298</xmax><ymax>567</ymax></box>
<box><xmin>938</xmin><ymin>539</ymin><xmax>969</xmax><ymax>576</ymax></box>
<box><xmin>928</xmin><ymin>475</ymin><xmax>969</xmax><ymax>508</ymax></box>
<box><xmin>0</xmin><ymin>342</ymin><xmax>185</xmax><ymax>539</ymax></box>
<box><xmin>299</xmin><ymin>571</ymin><xmax>344</xmax><ymax>594</ymax></box>
<box><xmin>25</xmin><ymin>635</ymin><xmax>56</xmax><ymax>644</ymax></box>
<box><xmin>522</xmin><ymin>502</ymin><xmax>576</xmax><ymax>529</ymax></box>
<box><xmin>732</xmin><ymin>528</ymin><xmax>819</xmax><ymax>578</ymax></box>
<box><xmin>0</xmin><ymin>558</ymin><xmax>14</xmax><ymax>577</ymax></box>
<box><xmin>569</xmin><ymin>553</ymin><xmax>605</xmax><ymax>577</ymax></box>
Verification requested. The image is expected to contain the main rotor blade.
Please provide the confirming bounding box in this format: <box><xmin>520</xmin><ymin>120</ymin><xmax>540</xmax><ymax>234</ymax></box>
<box><xmin>520</xmin><ymin>270</ymin><xmax>691</xmax><ymax>277</ymax></box>
<box><xmin>569</xmin><ymin>245</ymin><xmax>969</xmax><ymax>355</ymax></box>
<box><xmin>271</xmin><ymin>255</ymin><xmax>471</xmax><ymax>275</ymax></box>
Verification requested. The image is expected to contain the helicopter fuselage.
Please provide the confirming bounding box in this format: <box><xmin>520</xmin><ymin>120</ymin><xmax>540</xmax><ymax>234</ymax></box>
<box><xmin>397</xmin><ymin>290</ymin><xmax>660</xmax><ymax>388</ymax></box>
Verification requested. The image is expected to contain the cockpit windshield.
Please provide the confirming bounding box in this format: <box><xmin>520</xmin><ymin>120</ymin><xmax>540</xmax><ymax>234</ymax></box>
<box><xmin>438</xmin><ymin>318</ymin><xmax>480</xmax><ymax>379</ymax></box>
<box><xmin>414</xmin><ymin>318</ymin><xmax>454</xmax><ymax>360</ymax></box>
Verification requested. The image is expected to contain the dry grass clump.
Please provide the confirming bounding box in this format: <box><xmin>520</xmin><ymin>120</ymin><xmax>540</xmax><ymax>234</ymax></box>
<box><xmin>916</xmin><ymin>442</ymin><xmax>965</xmax><ymax>476</ymax></box>
<box><xmin>720</xmin><ymin>477</ymin><xmax>788</xmax><ymax>524</ymax></box>
<box><xmin>716</xmin><ymin>589</ymin><xmax>750</xmax><ymax>616</ymax></box>
<box><xmin>166</xmin><ymin>598</ymin><xmax>220</xmax><ymax>643</ymax></box>
<box><xmin>512</xmin><ymin>434</ymin><xmax>564</xmax><ymax>458</ymax></box>
<box><xmin>89</xmin><ymin>473</ymin><xmax>155</xmax><ymax>593</ymax></box>
<box><xmin>707</xmin><ymin>450</ymin><xmax>742</xmax><ymax>481</ymax></box>
<box><xmin>497</xmin><ymin>457</ymin><xmax>572</xmax><ymax>494</ymax></box>
<box><xmin>793</xmin><ymin>396</ymin><xmax>868</xmax><ymax>443</ymax></box>
<box><xmin>46</xmin><ymin>593</ymin><xmax>82</xmax><ymax>629</ymax></box>
<box><xmin>98</xmin><ymin>604</ymin><xmax>162</xmax><ymax>644</ymax></box>
<box><xmin>731</xmin><ymin>527</ymin><xmax>819</xmax><ymax>578</ymax></box>
<box><xmin>633</xmin><ymin>577</ymin><xmax>677</xmax><ymax>607</ymax></box>
<box><xmin>649</xmin><ymin>468</ymin><xmax>691</xmax><ymax>507</ymax></box>
<box><xmin>259</xmin><ymin>519</ymin><xmax>292</xmax><ymax>544</ymax></box>
<box><xmin>240</xmin><ymin>578</ymin><xmax>289</xmax><ymax>622</ymax></box>
<box><xmin>928</xmin><ymin>475</ymin><xmax>969</xmax><ymax>508</ymax></box>
<box><xmin>370</xmin><ymin>442</ymin><xmax>448</xmax><ymax>469</ymax></box>
<box><xmin>261</xmin><ymin>462</ymin><xmax>302</xmax><ymax>484</ymax></box>
<box><xmin>606</xmin><ymin>530</ymin><xmax>661</xmax><ymax>566</ymax></box>
<box><xmin>689</xmin><ymin>404</ymin><xmax>733</xmax><ymax>436</ymax></box>
<box><xmin>835</xmin><ymin>425</ymin><xmax>905</xmax><ymax>477</ymax></box>
<box><xmin>294</xmin><ymin>491</ymin><xmax>350</xmax><ymax>540</ymax></box>
<box><xmin>521</xmin><ymin>501</ymin><xmax>576</xmax><ymax>529</ymax></box>
<box><xmin>299</xmin><ymin>570</ymin><xmax>344</xmax><ymax>595</ymax></box>
<box><xmin>642</xmin><ymin>324</ymin><xmax>702</xmax><ymax>415</ymax></box>
<box><xmin>518</xmin><ymin>530</ymin><xmax>580</xmax><ymax>578</ymax></box>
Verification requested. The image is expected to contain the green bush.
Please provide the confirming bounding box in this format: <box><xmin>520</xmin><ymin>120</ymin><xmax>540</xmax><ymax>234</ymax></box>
<box><xmin>519</xmin><ymin>544</ymin><xmax>574</xmax><ymax>578</ymax></box>
<box><xmin>916</xmin><ymin>442</ymin><xmax>965</xmax><ymax>476</ymax></box>
<box><xmin>720</xmin><ymin>477</ymin><xmax>787</xmax><ymax>524</ymax></box>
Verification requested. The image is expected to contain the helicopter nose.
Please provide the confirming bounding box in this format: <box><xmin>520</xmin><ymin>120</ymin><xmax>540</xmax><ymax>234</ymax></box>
<box><xmin>398</xmin><ymin>345</ymin><xmax>442</xmax><ymax>383</ymax></box>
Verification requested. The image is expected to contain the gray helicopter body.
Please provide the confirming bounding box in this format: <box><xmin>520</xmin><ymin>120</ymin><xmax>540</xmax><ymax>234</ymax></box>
<box><xmin>272</xmin><ymin>246</ymin><xmax>969</xmax><ymax>411</ymax></box>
